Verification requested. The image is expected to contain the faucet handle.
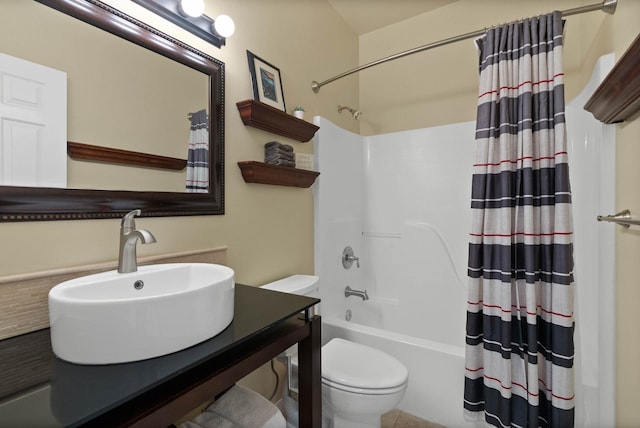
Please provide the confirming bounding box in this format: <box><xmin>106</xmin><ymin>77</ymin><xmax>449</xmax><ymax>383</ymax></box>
<box><xmin>121</xmin><ymin>209</ymin><xmax>142</xmax><ymax>230</ymax></box>
<box><xmin>342</xmin><ymin>246</ymin><xmax>360</xmax><ymax>269</ymax></box>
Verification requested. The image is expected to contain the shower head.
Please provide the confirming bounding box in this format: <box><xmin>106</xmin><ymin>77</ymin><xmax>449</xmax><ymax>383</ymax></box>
<box><xmin>338</xmin><ymin>105</ymin><xmax>362</xmax><ymax>120</ymax></box>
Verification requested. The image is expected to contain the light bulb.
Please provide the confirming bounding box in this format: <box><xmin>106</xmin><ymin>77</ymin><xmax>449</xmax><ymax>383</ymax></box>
<box><xmin>213</xmin><ymin>14</ymin><xmax>235</xmax><ymax>37</ymax></box>
<box><xmin>179</xmin><ymin>0</ymin><xmax>205</xmax><ymax>18</ymax></box>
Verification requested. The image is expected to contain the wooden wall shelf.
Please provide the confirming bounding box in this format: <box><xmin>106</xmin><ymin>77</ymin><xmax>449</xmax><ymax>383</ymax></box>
<box><xmin>584</xmin><ymin>33</ymin><xmax>640</xmax><ymax>124</ymax></box>
<box><xmin>67</xmin><ymin>142</ymin><xmax>187</xmax><ymax>170</ymax></box>
<box><xmin>238</xmin><ymin>161</ymin><xmax>320</xmax><ymax>188</ymax></box>
<box><xmin>236</xmin><ymin>100</ymin><xmax>319</xmax><ymax>142</ymax></box>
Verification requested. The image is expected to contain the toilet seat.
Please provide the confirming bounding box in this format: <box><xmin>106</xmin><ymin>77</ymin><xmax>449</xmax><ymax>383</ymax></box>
<box><xmin>321</xmin><ymin>338</ymin><xmax>408</xmax><ymax>394</ymax></box>
<box><xmin>321</xmin><ymin>377</ymin><xmax>407</xmax><ymax>395</ymax></box>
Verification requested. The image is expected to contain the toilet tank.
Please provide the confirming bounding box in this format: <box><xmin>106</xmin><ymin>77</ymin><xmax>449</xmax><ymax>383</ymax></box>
<box><xmin>261</xmin><ymin>275</ymin><xmax>319</xmax><ymax>298</ymax></box>
<box><xmin>262</xmin><ymin>275</ymin><xmax>320</xmax><ymax>360</ymax></box>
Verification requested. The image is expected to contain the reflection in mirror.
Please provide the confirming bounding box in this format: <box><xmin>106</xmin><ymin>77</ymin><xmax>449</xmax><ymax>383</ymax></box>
<box><xmin>0</xmin><ymin>0</ymin><xmax>224</xmax><ymax>220</ymax></box>
<box><xmin>1</xmin><ymin>3</ymin><xmax>209</xmax><ymax>192</ymax></box>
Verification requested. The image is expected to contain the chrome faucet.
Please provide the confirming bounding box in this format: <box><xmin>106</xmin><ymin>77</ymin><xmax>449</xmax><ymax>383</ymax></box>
<box><xmin>345</xmin><ymin>286</ymin><xmax>369</xmax><ymax>301</ymax></box>
<box><xmin>117</xmin><ymin>209</ymin><xmax>156</xmax><ymax>274</ymax></box>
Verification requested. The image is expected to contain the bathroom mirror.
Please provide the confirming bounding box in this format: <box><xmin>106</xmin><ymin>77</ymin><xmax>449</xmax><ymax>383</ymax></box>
<box><xmin>0</xmin><ymin>0</ymin><xmax>224</xmax><ymax>221</ymax></box>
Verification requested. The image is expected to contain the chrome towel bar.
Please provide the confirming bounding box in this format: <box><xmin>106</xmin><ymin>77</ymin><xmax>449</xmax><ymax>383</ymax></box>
<box><xmin>597</xmin><ymin>210</ymin><xmax>640</xmax><ymax>228</ymax></box>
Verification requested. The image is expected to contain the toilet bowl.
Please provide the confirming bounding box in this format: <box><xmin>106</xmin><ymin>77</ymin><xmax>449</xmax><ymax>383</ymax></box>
<box><xmin>321</xmin><ymin>338</ymin><xmax>408</xmax><ymax>428</ymax></box>
<box><xmin>261</xmin><ymin>276</ymin><xmax>409</xmax><ymax>428</ymax></box>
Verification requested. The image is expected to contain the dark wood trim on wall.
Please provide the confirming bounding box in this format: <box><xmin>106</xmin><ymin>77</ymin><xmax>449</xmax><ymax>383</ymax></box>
<box><xmin>585</xmin><ymin>32</ymin><xmax>640</xmax><ymax>124</ymax></box>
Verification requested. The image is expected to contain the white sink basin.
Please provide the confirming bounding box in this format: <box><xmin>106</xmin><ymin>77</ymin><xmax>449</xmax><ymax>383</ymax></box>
<box><xmin>48</xmin><ymin>263</ymin><xmax>234</xmax><ymax>365</ymax></box>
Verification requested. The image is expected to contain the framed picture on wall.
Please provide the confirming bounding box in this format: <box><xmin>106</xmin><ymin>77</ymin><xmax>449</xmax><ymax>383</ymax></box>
<box><xmin>246</xmin><ymin>50</ymin><xmax>286</xmax><ymax>112</ymax></box>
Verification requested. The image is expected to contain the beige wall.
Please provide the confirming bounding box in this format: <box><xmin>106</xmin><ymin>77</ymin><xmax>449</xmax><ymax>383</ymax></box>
<box><xmin>359</xmin><ymin>1</ymin><xmax>640</xmax><ymax>426</ymax></box>
<box><xmin>0</xmin><ymin>0</ymin><xmax>358</xmax><ymax>285</ymax></box>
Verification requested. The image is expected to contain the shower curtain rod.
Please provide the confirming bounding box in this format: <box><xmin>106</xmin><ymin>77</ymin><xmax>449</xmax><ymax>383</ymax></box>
<box><xmin>311</xmin><ymin>0</ymin><xmax>617</xmax><ymax>93</ymax></box>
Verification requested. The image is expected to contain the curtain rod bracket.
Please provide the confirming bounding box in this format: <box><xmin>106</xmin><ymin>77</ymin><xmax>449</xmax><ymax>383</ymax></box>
<box><xmin>311</xmin><ymin>0</ymin><xmax>617</xmax><ymax>93</ymax></box>
<box><xmin>597</xmin><ymin>209</ymin><xmax>640</xmax><ymax>228</ymax></box>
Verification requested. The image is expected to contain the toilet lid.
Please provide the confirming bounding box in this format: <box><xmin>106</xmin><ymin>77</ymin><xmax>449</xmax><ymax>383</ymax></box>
<box><xmin>321</xmin><ymin>338</ymin><xmax>408</xmax><ymax>390</ymax></box>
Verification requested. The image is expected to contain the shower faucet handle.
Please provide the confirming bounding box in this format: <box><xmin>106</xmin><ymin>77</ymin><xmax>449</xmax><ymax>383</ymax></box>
<box><xmin>342</xmin><ymin>246</ymin><xmax>360</xmax><ymax>269</ymax></box>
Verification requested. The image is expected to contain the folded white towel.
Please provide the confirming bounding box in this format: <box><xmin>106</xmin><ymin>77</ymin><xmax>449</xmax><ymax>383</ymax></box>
<box><xmin>190</xmin><ymin>411</ymin><xmax>236</xmax><ymax>428</ymax></box>
<box><xmin>178</xmin><ymin>385</ymin><xmax>285</xmax><ymax>428</ymax></box>
<box><xmin>179</xmin><ymin>419</ymin><xmax>233</xmax><ymax>428</ymax></box>
<box><xmin>207</xmin><ymin>385</ymin><xmax>285</xmax><ymax>428</ymax></box>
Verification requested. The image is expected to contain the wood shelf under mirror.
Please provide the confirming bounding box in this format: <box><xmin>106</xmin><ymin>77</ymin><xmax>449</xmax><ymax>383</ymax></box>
<box><xmin>67</xmin><ymin>142</ymin><xmax>187</xmax><ymax>170</ymax></box>
<box><xmin>584</xmin><ymin>33</ymin><xmax>640</xmax><ymax>124</ymax></box>
<box><xmin>237</xmin><ymin>161</ymin><xmax>320</xmax><ymax>188</ymax></box>
<box><xmin>236</xmin><ymin>100</ymin><xmax>319</xmax><ymax>142</ymax></box>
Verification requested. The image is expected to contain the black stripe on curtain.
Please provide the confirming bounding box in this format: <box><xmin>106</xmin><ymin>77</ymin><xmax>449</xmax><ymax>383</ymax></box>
<box><xmin>466</xmin><ymin>312</ymin><xmax>575</xmax><ymax>367</ymax></box>
<box><xmin>468</xmin><ymin>242</ymin><xmax>574</xmax><ymax>285</ymax></box>
<box><xmin>465</xmin><ymin>377</ymin><xmax>575</xmax><ymax>427</ymax></box>
<box><xmin>475</xmin><ymin>87</ymin><xmax>567</xmax><ymax>139</ymax></box>
<box><xmin>470</xmin><ymin>164</ymin><xmax>572</xmax><ymax>209</ymax></box>
<box><xmin>476</xmin><ymin>12</ymin><xmax>565</xmax><ymax>73</ymax></box>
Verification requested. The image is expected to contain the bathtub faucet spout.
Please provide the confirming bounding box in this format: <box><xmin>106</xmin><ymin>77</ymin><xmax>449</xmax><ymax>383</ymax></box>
<box><xmin>345</xmin><ymin>286</ymin><xmax>369</xmax><ymax>301</ymax></box>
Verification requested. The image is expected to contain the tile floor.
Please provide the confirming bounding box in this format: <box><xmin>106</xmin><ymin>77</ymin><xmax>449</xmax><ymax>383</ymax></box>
<box><xmin>381</xmin><ymin>409</ymin><xmax>446</xmax><ymax>428</ymax></box>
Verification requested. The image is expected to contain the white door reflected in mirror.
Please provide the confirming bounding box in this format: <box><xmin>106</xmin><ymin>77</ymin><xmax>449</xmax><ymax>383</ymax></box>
<box><xmin>0</xmin><ymin>53</ymin><xmax>66</xmax><ymax>188</ymax></box>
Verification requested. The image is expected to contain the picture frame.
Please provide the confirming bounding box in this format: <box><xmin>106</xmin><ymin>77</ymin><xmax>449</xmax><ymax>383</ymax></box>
<box><xmin>246</xmin><ymin>50</ymin><xmax>286</xmax><ymax>112</ymax></box>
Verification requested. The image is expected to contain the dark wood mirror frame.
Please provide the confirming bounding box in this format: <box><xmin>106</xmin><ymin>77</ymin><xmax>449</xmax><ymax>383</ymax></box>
<box><xmin>0</xmin><ymin>0</ymin><xmax>224</xmax><ymax>222</ymax></box>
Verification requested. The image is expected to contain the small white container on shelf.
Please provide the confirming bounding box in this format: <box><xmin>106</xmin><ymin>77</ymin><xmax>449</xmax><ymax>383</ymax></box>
<box><xmin>293</xmin><ymin>107</ymin><xmax>305</xmax><ymax>119</ymax></box>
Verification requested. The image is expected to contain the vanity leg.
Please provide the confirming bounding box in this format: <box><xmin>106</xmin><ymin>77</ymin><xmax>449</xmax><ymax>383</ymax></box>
<box><xmin>298</xmin><ymin>315</ymin><xmax>321</xmax><ymax>427</ymax></box>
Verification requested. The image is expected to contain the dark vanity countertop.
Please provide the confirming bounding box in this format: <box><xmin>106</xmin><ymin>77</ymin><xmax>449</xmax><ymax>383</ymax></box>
<box><xmin>0</xmin><ymin>284</ymin><xmax>319</xmax><ymax>427</ymax></box>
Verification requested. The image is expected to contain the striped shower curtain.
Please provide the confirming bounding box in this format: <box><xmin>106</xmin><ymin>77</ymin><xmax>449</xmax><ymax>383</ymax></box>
<box><xmin>463</xmin><ymin>12</ymin><xmax>576</xmax><ymax>427</ymax></box>
<box><xmin>186</xmin><ymin>109</ymin><xmax>209</xmax><ymax>192</ymax></box>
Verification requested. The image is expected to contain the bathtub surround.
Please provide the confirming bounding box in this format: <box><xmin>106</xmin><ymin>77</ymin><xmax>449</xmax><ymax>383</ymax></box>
<box><xmin>313</xmin><ymin>51</ymin><xmax>614</xmax><ymax>426</ymax></box>
<box><xmin>464</xmin><ymin>12</ymin><xmax>575</xmax><ymax>427</ymax></box>
<box><xmin>314</xmin><ymin>117</ymin><xmax>476</xmax><ymax>427</ymax></box>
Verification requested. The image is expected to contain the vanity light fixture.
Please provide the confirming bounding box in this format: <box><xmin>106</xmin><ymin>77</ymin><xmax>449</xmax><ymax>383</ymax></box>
<box><xmin>132</xmin><ymin>0</ymin><xmax>234</xmax><ymax>47</ymax></box>
<box><xmin>213</xmin><ymin>14</ymin><xmax>235</xmax><ymax>38</ymax></box>
<box><xmin>178</xmin><ymin>0</ymin><xmax>205</xmax><ymax>18</ymax></box>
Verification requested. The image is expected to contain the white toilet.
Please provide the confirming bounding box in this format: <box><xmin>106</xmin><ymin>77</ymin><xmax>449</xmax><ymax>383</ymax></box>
<box><xmin>262</xmin><ymin>275</ymin><xmax>408</xmax><ymax>428</ymax></box>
